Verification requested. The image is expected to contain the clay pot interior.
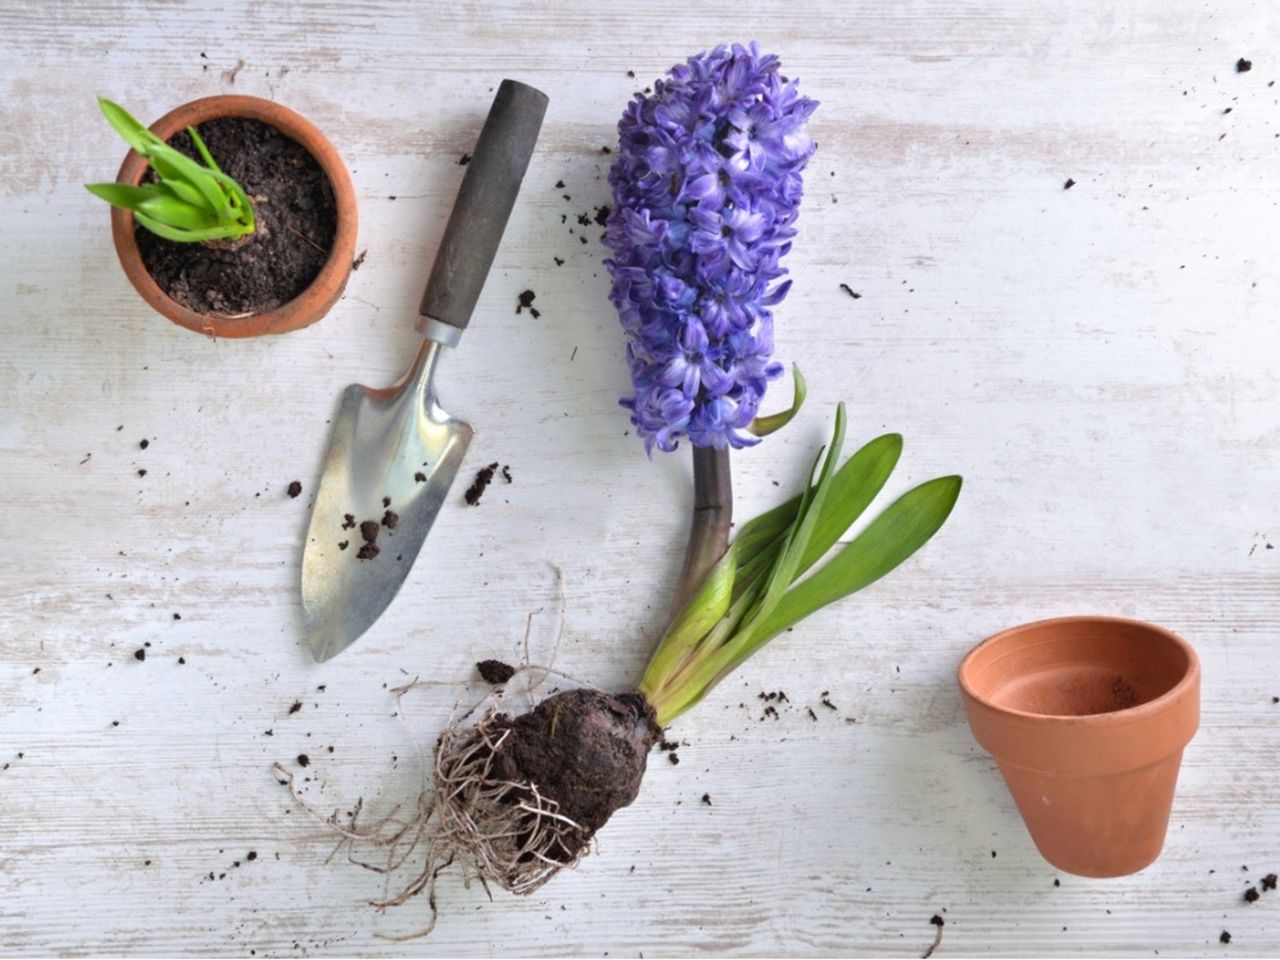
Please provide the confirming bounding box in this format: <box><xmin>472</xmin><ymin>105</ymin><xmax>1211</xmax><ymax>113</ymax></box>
<box><xmin>965</xmin><ymin>625</ymin><xmax>1192</xmax><ymax>719</ymax></box>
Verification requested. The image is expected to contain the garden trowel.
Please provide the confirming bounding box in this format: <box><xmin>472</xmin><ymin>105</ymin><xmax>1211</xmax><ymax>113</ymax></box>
<box><xmin>301</xmin><ymin>80</ymin><xmax>548</xmax><ymax>661</ymax></box>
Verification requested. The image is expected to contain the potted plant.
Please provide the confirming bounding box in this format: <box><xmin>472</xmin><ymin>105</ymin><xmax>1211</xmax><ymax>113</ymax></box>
<box><xmin>87</xmin><ymin>95</ymin><xmax>357</xmax><ymax>337</ymax></box>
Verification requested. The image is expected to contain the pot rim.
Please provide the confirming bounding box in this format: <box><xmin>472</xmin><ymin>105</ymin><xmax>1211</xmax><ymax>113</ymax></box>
<box><xmin>957</xmin><ymin>615</ymin><xmax>1200</xmax><ymax>727</ymax></box>
<box><xmin>109</xmin><ymin>93</ymin><xmax>356</xmax><ymax>338</ymax></box>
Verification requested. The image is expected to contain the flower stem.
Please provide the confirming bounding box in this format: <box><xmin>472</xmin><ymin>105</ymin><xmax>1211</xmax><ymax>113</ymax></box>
<box><xmin>671</xmin><ymin>445</ymin><xmax>733</xmax><ymax>616</ymax></box>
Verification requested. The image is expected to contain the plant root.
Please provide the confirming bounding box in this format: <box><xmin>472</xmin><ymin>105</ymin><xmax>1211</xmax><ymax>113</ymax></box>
<box><xmin>275</xmin><ymin>569</ymin><xmax>607</xmax><ymax>940</ymax></box>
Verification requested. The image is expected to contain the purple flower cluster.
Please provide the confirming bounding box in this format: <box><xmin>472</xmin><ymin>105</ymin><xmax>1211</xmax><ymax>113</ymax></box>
<box><xmin>604</xmin><ymin>43</ymin><xmax>817</xmax><ymax>452</ymax></box>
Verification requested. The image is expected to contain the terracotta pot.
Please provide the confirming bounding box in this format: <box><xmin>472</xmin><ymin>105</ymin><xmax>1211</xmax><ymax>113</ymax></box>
<box><xmin>958</xmin><ymin>616</ymin><xmax>1200</xmax><ymax>877</ymax></box>
<box><xmin>109</xmin><ymin>95</ymin><xmax>357</xmax><ymax>338</ymax></box>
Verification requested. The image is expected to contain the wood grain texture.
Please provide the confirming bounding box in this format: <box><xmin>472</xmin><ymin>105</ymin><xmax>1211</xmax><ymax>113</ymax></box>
<box><xmin>2</xmin><ymin>0</ymin><xmax>1278</xmax><ymax>955</ymax></box>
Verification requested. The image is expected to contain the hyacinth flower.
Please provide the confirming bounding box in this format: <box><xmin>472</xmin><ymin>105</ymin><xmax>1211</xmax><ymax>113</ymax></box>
<box><xmin>281</xmin><ymin>45</ymin><xmax>961</xmax><ymax>939</ymax></box>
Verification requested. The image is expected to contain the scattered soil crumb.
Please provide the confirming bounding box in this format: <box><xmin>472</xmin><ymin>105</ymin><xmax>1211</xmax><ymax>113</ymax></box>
<box><xmin>382</xmin><ymin>496</ymin><xmax>390</xmax><ymax>508</ymax></box>
<box><xmin>1237</xmin><ymin>58</ymin><xmax>1253</xmax><ymax>73</ymax></box>
<box><xmin>357</xmin><ymin>542</ymin><xmax>380</xmax><ymax>561</ymax></box>
<box><xmin>288</xmin><ymin>700</ymin><xmax>302</xmax><ymax>714</ymax></box>
<box><xmin>464</xmin><ymin>462</ymin><xmax>500</xmax><ymax>505</ymax></box>
<box><xmin>338</xmin><ymin>540</ymin><xmax>349</xmax><ymax>551</ymax></box>
<box><xmin>1220</xmin><ymin>931</ymin><xmax>1232</xmax><ymax>944</ymax></box>
<box><xmin>1064</xmin><ymin>178</ymin><xmax>1076</xmax><ymax>190</ymax></box>
<box><xmin>414</xmin><ymin>471</ymin><xmax>427</xmax><ymax>483</ymax></box>
<box><xmin>839</xmin><ymin>283</ymin><xmax>861</xmax><ymax>299</ymax></box>
<box><xmin>287</xmin><ymin>480</ymin><xmax>302</xmax><ymax>498</ymax></box>
<box><xmin>1054</xmin><ymin>878</ymin><xmax>1061</xmax><ymax>887</ymax></box>
<box><xmin>296</xmin><ymin>754</ymin><xmax>310</xmax><ymax>768</ymax></box>
<box><xmin>476</xmin><ymin>659</ymin><xmax>516</xmax><ymax>685</ymax></box>
<box><xmin>140</xmin><ymin>439</ymin><xmax>150</xmax><ymax>449</ymax></box>
<box><xmin>458</xmin><ymin>153</ymin><xmax>471</xmax><ymax>165</ymax></box>
<box><xmin>382</xmin><ymin>510</ymin><xmax>399</xmax><ymax>529</ymax></box>
<box><xmin>501</xmin><ymin>464</ymin><xmax>513</xmax><ymax>483</ymax></box>
<box><xmin>554</xmin><ymin>256</ymin><xmax>565</xmax><ymax>266</ymax></box>
<box><xmin>554</xmin><ymin>180</ymin><xmax>565</xmax><ymax>189</ymax></box>
<box><xmin>137</xmin><ymin>469</ymin><xmax>147</xmax><ymax>477</ymax></box>
<box><xmin>516</xmin><ymin>289</ymin><xmax>540</xmax><ymax>319</ymax></box>
<box><xmin>177</xmin><ymin>656</ymin><xmax>186</xmax><ymax>665</ymax></box>
<box><xmin>352</xmin><ymin>249</ymin><xmax>367</xmax><ymax>271</ymax></box>
<box><xmin>820</xmin><ymin>690</ymin><xmax>838</xmax><ymax>711</ymax></box>
<box><xmin>667</xmin><ymin>752</ymin><xmax>680</xmax><ymax>765</ymax></box>
<box><xmin>341</xmin><ymin>514</ymin><xmax>356</xmax><ymax>530</ymax></box>
<box><xmin>658</xmin><ymin>739</ymin><xmax>679</xmax><ymax>752</ymax></box>
<box><xmin>806</xmin><ymin>707</ymin><xmax>818</xmax><ymax>721</ymax></box>
<box><xmin>594</xmin><ymin>205</ymin><xmax>611</xmax><ymax>226</ymax></box>
<box><xmin>173</xmin><ymin>613</ymin><xmax>181</xmax><ymax>620</ymax></box>
<box><xmin>359</xmin><ymin>520</ymin><xmax>380</xmax><ymax>543</ymax></box>
<box><xmin>1245</xmin><ymin>887</ymin><xmax>1260</xmax><ymax>903</ymax></box>
<box><xmin>924</xmin><ymin>915</ymin><xmax>945</xmax><ymax>959</ymax></box>
<box><xmin>247</xmin><ymin>850</ymin><xmax>257</xmax><ymax>861</ymax></box>
<box><xmin>134</xmin><ymin>648</ymin><xmax>146</xmax><ymax>662</ymax></box>
<box><xmin>1262</xmin><ymin>874</ymin><xmax>1278</xmax><ymax>891</ymax></box>
<box><xmin>701</xmin><ymin>793</ymin><xmax>712</xmax><ymax>806</ymax></box>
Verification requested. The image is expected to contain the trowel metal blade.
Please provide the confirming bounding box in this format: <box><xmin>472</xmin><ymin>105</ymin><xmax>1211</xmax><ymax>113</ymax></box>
<box><xmin>301</xmin><ymin>341</ymin><xmax>471</xmax><ymax>661</ymax></box>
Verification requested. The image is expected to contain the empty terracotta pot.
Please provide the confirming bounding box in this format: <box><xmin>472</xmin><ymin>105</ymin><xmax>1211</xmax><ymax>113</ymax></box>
<box><xmin>958</xmin><ymin>616</ymin><xmax>1199</xmax><ymax>877</ymax></box>
<box><xmin>109</xmin><ymin>95</ymin><xmax>357</xmax><ymax>337</ymax></box>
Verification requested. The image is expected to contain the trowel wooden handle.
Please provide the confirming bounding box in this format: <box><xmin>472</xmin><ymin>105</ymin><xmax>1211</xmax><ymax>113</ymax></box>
<box><xmin>418</xmin><ymin>79</ymin><xmax>548</xmax><ymax>340</ymax></box>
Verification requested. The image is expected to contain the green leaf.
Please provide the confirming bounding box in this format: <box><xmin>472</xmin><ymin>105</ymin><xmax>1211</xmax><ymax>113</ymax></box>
<box><xmin>157</xmin><ymin>176</ymin><xmax>217</xmax><ymax>213</ymax></box>
<box><xmin>132</xmin><ymin>210</ymin><xmax>251</xmax><ymax>243</ymax></box>
<box><xmin>146</xmin><ymin>145</ymin><xmax>230</xmax><ymax>219</ymax></box>
<box><xmin>186</xmin><ymin>125</ymin><xmax>223</xmax><ymax>174</ymax></box>
<box><xmin>748</xmin><ymin>364</ymin><xmax>807</xmax><ymax>437</ymax></box>
<box><xmin>738</xmin><ymin>403</ymin><xmax>847</xmax><ymax>636</ymax></box>
<box><xmin>745</xmin><ymin>474</ymin><xmax>963</xmax><ymax>649</ymax></box>
<box><xmin>137</xmin><ymin>194</ymin><xmax>218</xmax><ymax>231</ymax></box>
<box><xmin>85</xmin><ymin>182</ymin><xmax>157</xmax><ymax>211</ymax></box>
<box><xmin>98</xmin><ymin>97</ymin><xmax>161</xmax><ymax>154</ymax></box>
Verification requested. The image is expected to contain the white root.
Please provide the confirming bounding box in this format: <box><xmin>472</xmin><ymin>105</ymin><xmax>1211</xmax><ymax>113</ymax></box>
<box><xmin>276</xmin><ymin>569</ymin><xmax>599</xmax><ymax>940</ymax></box>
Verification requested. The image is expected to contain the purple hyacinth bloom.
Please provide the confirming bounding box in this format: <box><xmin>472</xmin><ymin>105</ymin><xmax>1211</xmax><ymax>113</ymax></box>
<box><xmin>604</xmin><ymin>42</ymin><xmax>817</xmax><ymax>453</ymax></box>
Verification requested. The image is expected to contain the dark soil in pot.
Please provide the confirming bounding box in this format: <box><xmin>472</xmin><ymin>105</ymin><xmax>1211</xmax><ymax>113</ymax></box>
<box><xmin>135</xmin><ymin>116</ymin><xmax>337</xmax><ymax>316</ymax></box>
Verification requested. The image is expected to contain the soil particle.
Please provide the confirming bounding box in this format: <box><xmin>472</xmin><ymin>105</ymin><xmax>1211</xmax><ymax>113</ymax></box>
<box><xmin>1245</xmin><ymin>887</ymin><xmax>1260</xmax><ymax>903</ymax></box>
<box><xmin>286</xmin><ymin>480</ymin><xmax>302</xmax><ymax>498</ymax></box>
<box><xmin>136</xmin><ymin>117</ymin><xmax>337</xmax><ymax>316</ymax></box>
<box><xmin>1237</xmin><ymin>58</ymin><xmax>1253</xmax><ymax>73</ymax></box>
<box><xmin>134</xmin><ymin>648</ymin><xmax>146</xmax><ymax>661</ymax></box>
<box><xmin>490</xmin><ymin>689</ymin><xmax>659</xmax><ymax>860</ymax></box>
<box><xmin>839</xmin><ymin>283</ymin><xmax>862</xmax><ymax>299</ymax></box>
<box><xmin>1064</xmin><ymin>178</ymin><xmax>1076</xmax><ymax>190</ymax></box>
<box><xmin>576</xmin><ymin>212</ymin><xmax>591</xmax><ymax>227</ymax></box>
<box><xmin>820</xmin><ymin>691</ymin><xmax>838</xmax><ymax>711</ymax></box>
<box><xmin>338</xmin><ymin>540</ymin><xmax>349</xmax><ymax>551</ymax></box>
<box><xmin>288</xmin><ymin>700</ymin><xmax>302</xmax><ymax>714</ymax></box>
<box><xmin>501</xmin><ymin>465</ymin><xmax>513</xmax><ymax>483</ymax></box>
<box><xmin>247</xmin><ymin>850</ymin><xmax>257</xmax><ymax>861</ymax></box>
<box><xmin>381</xmin><ymin>510</ymin><xmax>399</xmax><ymax>529</ymax></box>
<box><xmin>352</xmin><ymin>249</ymin><xmax>367</xmax><ymax>271</ymax></box>
<box><xmin>701</xmin><ymin>793</ymin><xmax>712</xmax><ymax>805</ymax></box>
<box><xmin>414</xmin><ymin>471</ymin><xmax>427</xmax><ymax>483</ymax></box>
<box><xmin>658</xmin><ymin>739</ymin><xmax>679</xmax><ymax>752</ymax></box>
<box><xmin>359</xmin><ymin>520</ymin><xmax>380</xmax><ymax>543</ymax></box>
<box><xmin>476</xmin><ymin>659</ymin><xmax>516</xmax><ymax>685</ymax></box>
<box><xmin>137</xmin><ymin>468</ymin><xmax>147</xmax><ymax>477</ymax></box>
<box><xmin>341</xmin><ymin>514</ymin><xmax>356</xmax><ymax>530</ymax></box>
<box><xmin>177</xmin><ymin>657</ymin><xmax>186</xmax><ymax>665</ymax></box>
<box><xmin>382</xmin><ymin>496</ymin><xmax>391</xmax><ymax>508</ymax></box>
<box><xmin>356</xmin><ymin>542</ymin><xmax>380</xmax><ymax>561</ymax></box>
<box><xmin>806</xmin><ymin>707</ymin><xmax>818</xmax><ymax>721</ymax></box>
<box><xmin>173</xmin><ymin>613</ymin><xmax>181</xmax><ymax>620</ymax></box>
<box><xmin>458</xmin><ymin>153</ymin><xmax>472</xmax><ymax>165</ymax></box>
<box><xmin>296</xmin><ymin>754</ymin><xmax>310</xmax><ymax>768</ymax></box>
<box><xmin>139</xmin><ymin>438</ymin><xmax>150</xmax><ymax>449</ymax></box>
<box><xmin>555</xmin><ymin>180</ymin><xmax>565</xmax><ymax>189</ymax></box>
<box><xmin>1220</xmin><ymin>931</ymin><xmax>1232</xmax><ymax>944</ymax></box>
<box><xmin>516</xmin><ymin>289</ymin><xmax>540</xmax><ymax>319</ymax></box>
<box><xmin>554</xmin><ymin>256</ymin><xmax>565</xmax><ymax>266</ymax></box>
<box><xmin>464</xmin><ymin>462</ymin><xmax>500</xmax><ymax>505</ymax></box>
<box><xmin>594</xmin><ymin>205</ymin><xmax>611</xmax><ymax>226</ymax></box>
<box><xmin>1262</xmin><ymin>874</ymin><xmax>1278</xmax><ymax>891</ymax></box>
<box><xmin>667</xmin><ymin>752</ymin><xmax>680</xmax><ymax>765</ymax></box>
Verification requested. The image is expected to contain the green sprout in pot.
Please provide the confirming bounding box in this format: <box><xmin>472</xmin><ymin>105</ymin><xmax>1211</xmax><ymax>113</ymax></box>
<box><xmin>279</xmin><ymin>43</ymin><xmax>961</xmax><ymax>939</ymax></box>
<box><xmin>85</xmin><ymin>98</ymin><xmax>255</xmax><ymax>242</ymax></box>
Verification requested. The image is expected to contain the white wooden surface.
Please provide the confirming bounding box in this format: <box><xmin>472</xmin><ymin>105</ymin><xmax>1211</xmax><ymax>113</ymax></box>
<box><xmin>2</xmin><ymin>0</ymin><xmax>1279</xmax><ymax>955</ymax></box>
